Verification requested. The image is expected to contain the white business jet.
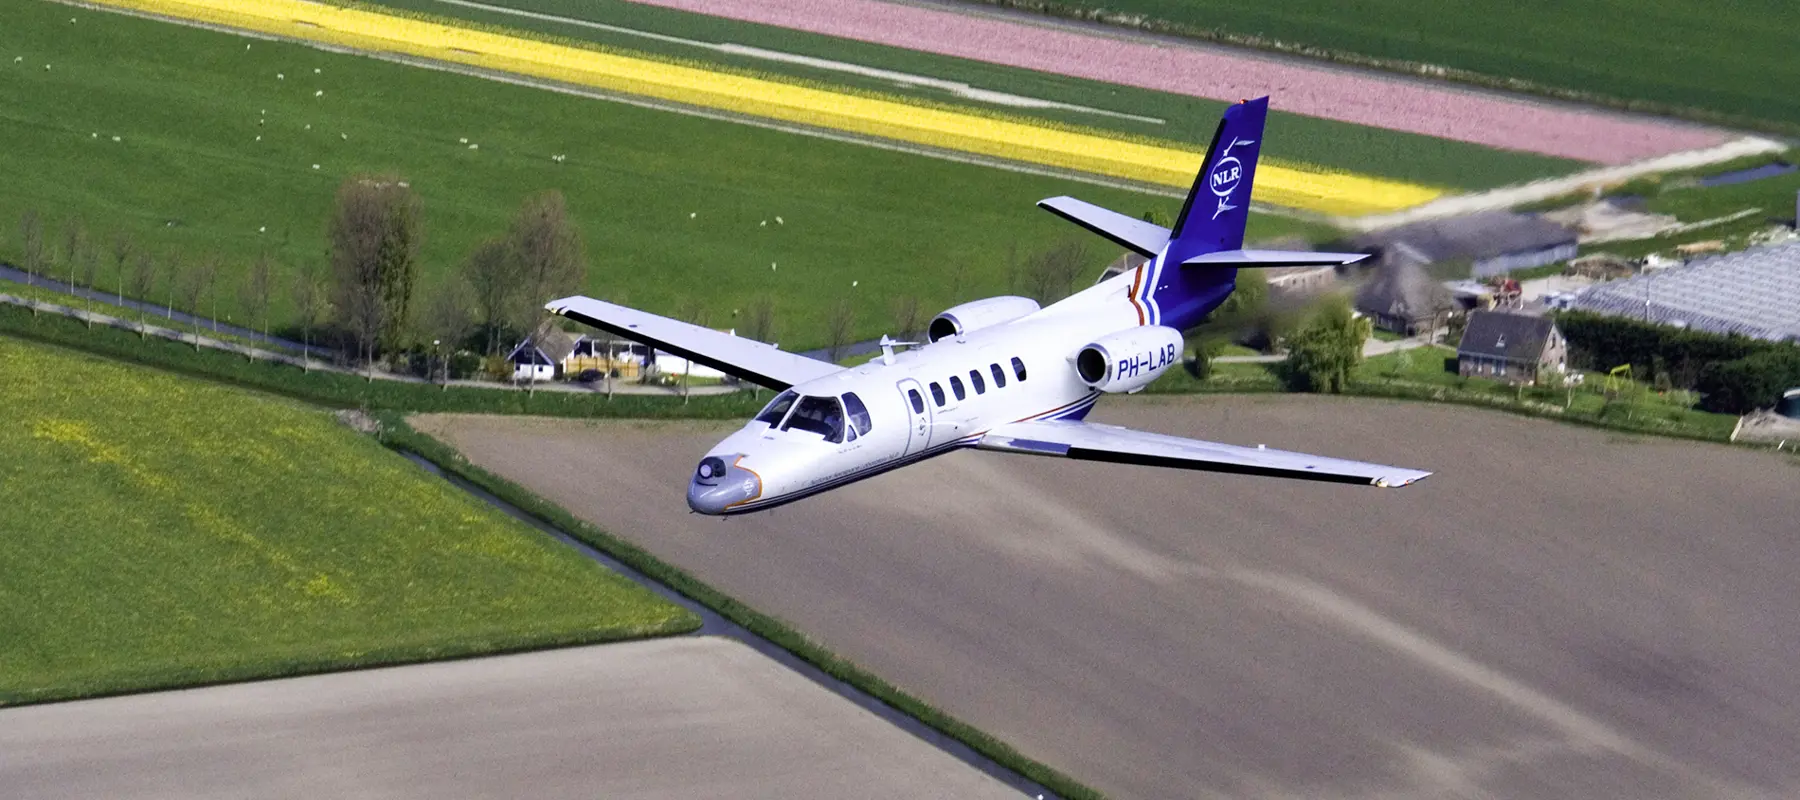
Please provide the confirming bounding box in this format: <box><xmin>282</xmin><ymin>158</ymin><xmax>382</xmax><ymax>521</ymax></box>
<box><xmin>548</xmin><ymin>97</ymin><xmax>1431</xmax><ymax>515</ymax></box>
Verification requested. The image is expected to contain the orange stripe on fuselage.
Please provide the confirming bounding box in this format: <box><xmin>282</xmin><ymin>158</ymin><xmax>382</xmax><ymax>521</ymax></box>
<box><xmin>1127</xmin><ymin>265</ymin><xmax>1147</xmax><ymax>325</ymax></box>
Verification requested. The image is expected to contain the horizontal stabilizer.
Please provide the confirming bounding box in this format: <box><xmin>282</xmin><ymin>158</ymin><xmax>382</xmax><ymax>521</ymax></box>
<box><xmin>1037</xmin><ymin>196</ymin><xmax>1171</xmax><ymax>257</ymax></box>
<box><xmin>1181</xmin><ymin>249</ymin><xmax>1370</xmax><ymax>268</ymax></box>
<box><xmin>978</xmin><ymin>420</ymin><xmax>1431</xmax><ymax>488</ymax></box>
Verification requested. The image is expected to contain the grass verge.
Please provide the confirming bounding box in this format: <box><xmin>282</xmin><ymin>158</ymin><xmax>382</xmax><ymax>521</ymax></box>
<box><xmin>0</xmin><ymin>301</ymin><xmax>761</xmax><ymax>418</ymax></box>
<box><xmin>0</xmin><ymin>336</ymin><xmax>698</xmax><ymax>706</ymax></box>
<box><xmin>376</xmin><ymin>412</ymin><xmax>1105</xmax><ymax>800</ymax></box>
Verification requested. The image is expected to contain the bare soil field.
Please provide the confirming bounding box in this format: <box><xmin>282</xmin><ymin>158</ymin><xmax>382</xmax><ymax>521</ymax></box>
<box><xmin>630</xmin><ymin>0</ymin><xmax>1726</xmax><ymax>163</ymax></box>
<box><xmin>0</xmin><ymin>637</ymin><xmax>1017</xmax><ymax>800</ymax></box>
<box><xmin>416</xmin><ymin>396</ymin><xmax>1800</xmax><ymax>799</ymax></box>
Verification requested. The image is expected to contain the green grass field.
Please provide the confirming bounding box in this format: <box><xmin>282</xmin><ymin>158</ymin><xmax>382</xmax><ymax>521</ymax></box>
<box><xmin>1015</xmin><ymin>0</ymin><xmax>1800</xmax><ymax>131</ymax></box>
<box><xmin>0</xmin><ymin>0</ymin><xmax>1337</xmax><ymax>351</ymax></box>
<box><xmin>364</xmin><ymin>0</ymin><xmax>1582</xmax><ymax>189</ymax></box>
<box><xmin>0</xmin><ymin>335</ymin><xmax>696</xmax><ymax>704</ymax></box>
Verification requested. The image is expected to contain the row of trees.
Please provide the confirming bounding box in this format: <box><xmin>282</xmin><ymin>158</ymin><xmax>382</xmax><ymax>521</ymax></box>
<box><xmin>1557</xmin><ymin>310</ymin><xmax>1800</xmax><ymax>413</ymax></box>
<box><xmin>9</xmin><ymin>176</ymin><xmax>590</xmax><ymax>376</ymax></box>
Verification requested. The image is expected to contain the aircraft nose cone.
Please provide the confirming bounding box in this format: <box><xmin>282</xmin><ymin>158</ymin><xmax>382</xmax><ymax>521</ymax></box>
<box><xmin>687</xmin><ymin>455</ymin><xmax>760</xmax><ymax>515</ymax></box>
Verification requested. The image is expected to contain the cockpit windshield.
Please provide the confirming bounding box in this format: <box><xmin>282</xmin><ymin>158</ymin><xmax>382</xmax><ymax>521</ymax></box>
<box><xmin>754</xmin><ymin>390</ymin><xmax>797</xmax><ymax>426</ymax></box>
<box><xmin>781</xmin><ymin>395</ymin><xmax>846</xmax><ymax>443</ymax></box>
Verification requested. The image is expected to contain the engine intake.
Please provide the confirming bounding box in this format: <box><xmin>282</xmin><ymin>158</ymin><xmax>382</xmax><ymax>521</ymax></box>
<box><xmin>1074</xmin><ymin>326</ymin><xmax>1183</xmax><ymax>393</ymax></box>
<box><xmin>927</xmin><ymin>296</ymin><xmax>1041</xmax><ymax>342</ymax></box>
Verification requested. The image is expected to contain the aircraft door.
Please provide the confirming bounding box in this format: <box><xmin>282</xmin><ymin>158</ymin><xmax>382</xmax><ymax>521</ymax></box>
<box><xmin>895</xmin><ymin>378</ymin><xmax>933</xmax><ymax>457</ymax></box>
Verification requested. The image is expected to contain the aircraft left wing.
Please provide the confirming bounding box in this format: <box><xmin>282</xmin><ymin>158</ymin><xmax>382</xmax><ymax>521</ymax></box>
<box><xmin>977</xmin><ymin>420</ymin><xmax>1431</xmax><ymax>488</ymax></box>
<box><xmin>546</xmin><ymin>295</ymin><xmax>842</xmax><ymax>390</ymax></box>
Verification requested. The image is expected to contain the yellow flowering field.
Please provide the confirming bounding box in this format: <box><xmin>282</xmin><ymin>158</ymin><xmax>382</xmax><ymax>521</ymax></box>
<box><xmin>0</xmin><ymin>337</ymin><xmax>696</xmax><ymax>704</ymax></box>
<box><xmin>90</xmin><ymin>0</ymin><xmax>1440</xmax><ymax>215</ymax></box>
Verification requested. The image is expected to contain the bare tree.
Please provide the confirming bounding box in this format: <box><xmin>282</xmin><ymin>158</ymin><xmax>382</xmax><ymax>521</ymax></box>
<box><xmin>1021</xmin><ymin>240</ymin><xmax>1090</xmax><ymax>305</ymax></box>
<box><xmin>890</xmin><ymin>295</ymin><xmax>921</xmax><ymax>342</ymax></box>
<box><xmin>506</xmin><ymin>190</ymin><xmax>586</xmax><ymax>336</ymax></box>
<box><xmin>424</xmin><ymin>281</ymin><xmax>473</xmax><ymax>388</ymax></box>
<box><xmin>240</xmin><ymin>253</ymin><xmax>276</xmax><ymax>356</ymax></box>
<box><xmin>128</xmin><ymin>251</ymin><xmax>157</xmax><ymax>337</ymax></box>
<box><xmin>78</xmin><ymin>237</ymin><xmax>101</xmax><ymax>326</ymax></box>
<box><xmin>62</xmin><ymin>220</ymin><xmax>86</xmax><ymax>292</ymax></box>
<box><xmin>111</xmin><ymin>233</ymin><xmax>134</xmax><ymax>305</ymax></box>
<box><xmin>161</xmin><ymin>255</ymin><xmax>181</xmax><ymax>322</ymax></box>
<box><xmin>329</xmin><ymin>175</ymin><xmax>422</xmax><ymax>367</ymax></box>
<box><xmin>19</xmin><ymin>212</ymin><xmax>44</xmax><ymax>305</ymax></box>
<box><xmin>181</xmin><ymin>260</ymin><xmax>217</xmax><ymax>349</ymax></box>
<box><xmin>826</xmin><ymin>296</ymin><xmax>856</xmax><ymax>363</ymax></box>
<box><xmin>291</xmin><ymin>262</ymin><xmax>329</xmax><ymax>371</ymax></box>
<box><xmin>460</xmin><ymin>237</ymin><xmax>517</xmax><ymax>356</ymax></box>
<box><xmin>744</xmin><ymin>295</ymin><xmax>777</xmax><ymax>345</ymax></box>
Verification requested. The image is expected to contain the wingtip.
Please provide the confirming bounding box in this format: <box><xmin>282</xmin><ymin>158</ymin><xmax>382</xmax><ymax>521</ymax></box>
<box><xmin>1373</xmin><ymin>471</ymin><xmax>1433</xmax><ymax>489</ymax></box>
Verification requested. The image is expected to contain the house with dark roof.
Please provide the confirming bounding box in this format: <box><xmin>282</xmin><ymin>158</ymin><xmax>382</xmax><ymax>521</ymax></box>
<box><xmin>1456</xmin><ymin>310</ymin><xmax>1567</xmax><ymax>384</ymax></box>
<box><xmin>1354</xmin><ymin>211</ymin><xmax>1578</xmax><ymax>278</ymax></box>
<box><xmin>506</xmin><ymin>321</ymin><xmax>582</xmax><ymax>382</ymax></box>
<box><xmin>1354</xmin><ymin>260</ymin><xmax>1456</xmax><ymax>335</ymax></box>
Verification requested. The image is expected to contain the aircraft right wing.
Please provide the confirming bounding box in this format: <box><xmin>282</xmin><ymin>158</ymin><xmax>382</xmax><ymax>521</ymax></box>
<box><xmin>978</xmin><ymin>419</ymin><xmax>1431</xmax><ymax>488</ymax></box>
<box><xmin>546</xmin><ymin>295</ymin><xmax>842</xmax><ymax>391</ymax></box>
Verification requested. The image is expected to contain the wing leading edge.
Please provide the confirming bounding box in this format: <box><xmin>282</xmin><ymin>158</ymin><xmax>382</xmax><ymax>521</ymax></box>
<box><xmin>546</xmin><ymin>295</ymin><xmax>841</xmax><ymax>391</ymax></box>
<box><xmin>978</xmin><ymin>420</ymin><xmax>1431</xmax><ymax>488</ymax></box>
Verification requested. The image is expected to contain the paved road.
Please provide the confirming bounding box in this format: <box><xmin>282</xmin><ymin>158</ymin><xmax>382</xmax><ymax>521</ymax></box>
<box><xmin>418</xmin><ymin>398</ymin><xmax>1800</xmax><ymax>799</ymax></box>
<box><xmin>0</xmin><ymin>637</ymin><xmax>1018</xmax><ymax>800</ymax></box>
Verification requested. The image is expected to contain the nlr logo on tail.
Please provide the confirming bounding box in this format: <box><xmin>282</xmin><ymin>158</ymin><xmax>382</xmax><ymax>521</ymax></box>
<box><xmin>1206</xmin><ymin>137</ymin><xmax>1255</xmax><ymax>220</ymax></box>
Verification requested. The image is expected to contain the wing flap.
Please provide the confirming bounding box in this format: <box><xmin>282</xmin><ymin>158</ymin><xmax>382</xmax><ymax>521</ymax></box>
<box><xmin>546</xmin><ymin>295</ymin><xmax>841</xmax><ymax>390</ymax></box>
<box><xmin>979</xmin><ymin>420</ymin><xmax>1431</xmax><ymax>488</ymax></box>
<box><xmin>1181</xmin><ymin>249</ymin><xmax>1371</xmax><ymax>268</ymax></box>
<box><xmin>1037</xmin><ymin>196</ymin><xmax>1171</xmax><ymax>257</ymax></box>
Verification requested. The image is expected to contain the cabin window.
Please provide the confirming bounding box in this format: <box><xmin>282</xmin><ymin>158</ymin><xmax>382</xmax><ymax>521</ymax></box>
<box><xmin>990</xmin><ymin>363</ymin><xmax>1006</xmax><ymax>388</ymax></box>
<box><xmin>755</xmin><ymin>390</ymin><xmax>797</xmax><ymax>425</ymax></box>
<box><xmin>929</xmin><ymin>382</ymin><xmax>946</xmax><ymax>407</ymax></box>
<box><xmin>1011</xmin><ymin>356</ymin><xmax>1027</xmax><ymax>381</ymax></box>
<box><xmin>969</xmin><ymin>369</ymin><xmax>986</xmax><ymax>394</ymax></box>
<box><xmin>782</xmin><ymin>395</ymin><xmax>847</xmax><ymax>443</ymax></box>
<box><xmin>907</xmin><ymin>389</ymin><xmax>925</xmax><ymax>414</ymax></box>
<box><xmin>842</xmin><ymin>392</ymin><xmax>873</xmax><ymax>436</ymax></box>
<box><xmin>949</xmin><ymin>375</ymin><xmax>966</xmax><ymax>400</ymax></box>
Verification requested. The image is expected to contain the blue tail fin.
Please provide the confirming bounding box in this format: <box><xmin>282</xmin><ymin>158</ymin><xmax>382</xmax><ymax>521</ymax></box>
<box><xmin>1168</xmin><ymin>97</ymin><xmax>1267</xmax><ymax>262</ymax></box>
<box><xmin>1144</xmin><ymin>97</ymin><xmax>1269</xmax><ymax>331</ymax></box>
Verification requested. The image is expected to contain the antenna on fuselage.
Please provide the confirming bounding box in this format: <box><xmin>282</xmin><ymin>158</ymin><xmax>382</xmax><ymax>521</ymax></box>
<box><xmin>877</xmin><ymin>334</ymin><xmax>917</xmax><ymax>366</ymax></box>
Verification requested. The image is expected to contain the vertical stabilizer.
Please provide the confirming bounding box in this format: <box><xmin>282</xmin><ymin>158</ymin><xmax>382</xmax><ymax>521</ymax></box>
<box><xmin>1142</xmin><ymin>97</ymin><xmax>1269</xmax><ymax>331</ymax></box>
<box><xmin>1168</xmin><ymin>97</ymin><xmax>1267</xmax><ymax>262</ymax></box>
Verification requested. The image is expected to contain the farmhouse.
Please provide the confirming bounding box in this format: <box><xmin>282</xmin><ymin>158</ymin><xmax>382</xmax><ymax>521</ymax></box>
<box><xmin>1456</xmin><ymin>310</ymin><xmax>1567</xmax><ymax>384</ymax></box>
<box><xmin>1355</xmin><ymin>211</ymin><xmax>1579</xmax><ymax>278</ymax></box>
<box><xmin>1354</xmin><ymin>260</ymin><xmax>1456</xmax><ymax>336</ymax></box>
<box><xmin>507</xmin><ymin>322</ymin><xmax>581</xmax><ymax>381</ymax></box>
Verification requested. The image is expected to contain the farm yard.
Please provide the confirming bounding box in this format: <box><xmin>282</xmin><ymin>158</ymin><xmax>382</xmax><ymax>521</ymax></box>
<box><xmin>987</xmin><ymin>0</ymin><xmax>1800</xmax><ymax>133</ymax></box>
<box><xmin>0</xmin><ymin>336</ymin><xmax>696</xmax><ymax>705</ymax></box>
<box><xmin>361</xmin><ymin>0</ymin><xmax>1586</xmax><ymax>191</ymax></box>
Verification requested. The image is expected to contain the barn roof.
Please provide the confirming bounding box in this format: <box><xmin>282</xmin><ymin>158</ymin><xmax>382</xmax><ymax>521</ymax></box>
<box><xmin>1355</xmin><ymin>211</ymin><xmax>1577</xmax><ymax>264</ymax></box>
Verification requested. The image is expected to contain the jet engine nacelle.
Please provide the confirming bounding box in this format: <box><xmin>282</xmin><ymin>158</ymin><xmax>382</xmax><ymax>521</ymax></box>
<box><xmin>1075</xmin><ymin>325</ymin><xmax>1183</xmax><ymax>393</ymax></box>
<box><xmin>927</xmin><ymin>296</ymin><xmax>1041</xmax><ymax>343</ymax></box>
